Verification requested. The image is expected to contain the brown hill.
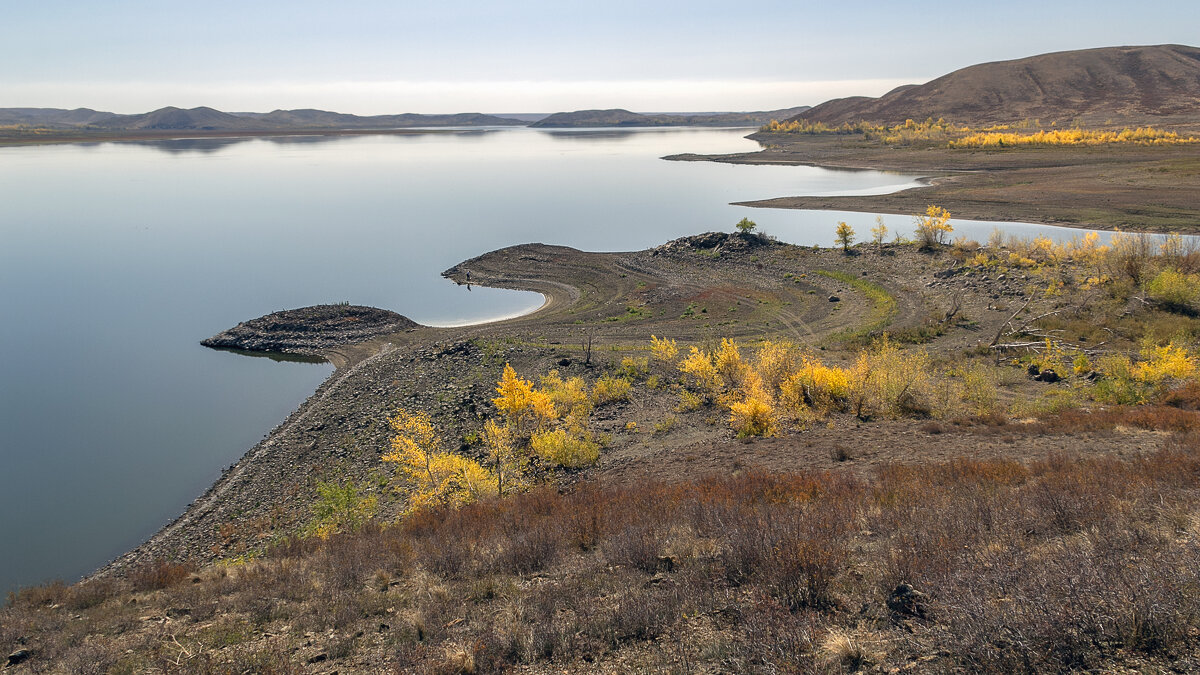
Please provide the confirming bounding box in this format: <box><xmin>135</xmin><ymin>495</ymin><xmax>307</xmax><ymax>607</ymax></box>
<box><xmin>97</xmin><ymin>106</ymin><xmax>270</xmax><ymax>131</ymax></box>
<box><xmin>793</xmin><ymin>44</ymin><xmax>1200</xmax><ymax>127</ymax></box>
<box><xmin>531</xmin><ymin>106</ymin><xmax>811</xmax><ymax>128</ymax></box>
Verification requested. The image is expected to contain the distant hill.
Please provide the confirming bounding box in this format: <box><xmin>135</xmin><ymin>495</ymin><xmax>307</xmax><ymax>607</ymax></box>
<box><xmin>792</xmin><ymin>44</ymin><xmax>1200</xmax><ymax>127</ymax></box>
<box><xmin>0</xmin><ymin>107</ymin><xmax>119</xmax><ymax>127</ymax></box>
<box><xmin>99</xmin><ymin>106</ymin><xmax>262</xmax><ymax>131</ymax></box>
<box><xmin>531</xmin><ymin>106</ymin><xmax>811</xmax><ymax>128</ymax></box>
<box><xmin>0</xmin><ymin>106</ymin><xmax>528</xmax><ymax>132</ymax></box>
<box><xmin>233</xmin><ymin>109</ymin><xmax>527</xmax><ymax>128</ymax></box>
<box><xmin>532</xmin><ymin>108</ymin><xmax>648</xmax><ymax>127</ymax></box>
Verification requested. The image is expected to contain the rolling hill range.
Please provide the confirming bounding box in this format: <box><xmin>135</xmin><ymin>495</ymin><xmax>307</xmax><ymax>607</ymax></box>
<box><xmin>792</xmin><ymin>44</ymin><xmax>1200</xmax><ymax>127</ymax></box>
<box><xmin>0</xmin><ymin>106</ymin><xmax>528</xmax><ymax>131</ymax></box>
<box><xmin>1</xmin><ymin>105</ymin><xmax>811</xmax><ymax>135</ymax></box>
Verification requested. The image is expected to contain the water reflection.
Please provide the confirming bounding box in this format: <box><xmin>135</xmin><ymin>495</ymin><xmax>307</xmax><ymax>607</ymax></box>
<box><xmin>105</xmin><ymin>128</ymin><xmax>510</xmax><ymax>155</ymax></box>
<box><xmin>537</xmin><ymin>127</ymin><xmax>758</xmax><ymax>142</ymax></box>
<box><xmin>119</xmin><ymin>137</ymin><xmax>251</xmax><ymax>154</ymax></box>
<box><xmin>201</xmin><ymin>346</ymin><xmax>329</xmax><ymax>364</ymax></box>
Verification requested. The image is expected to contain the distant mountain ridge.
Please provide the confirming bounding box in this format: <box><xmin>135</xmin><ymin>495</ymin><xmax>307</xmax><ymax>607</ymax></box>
<box><xmin>0</xmin><ymin>106</ymin><xmax>529</xmax><ymax>131</ymax></box>
<box><xmin>1</xmin><ymin>105</ymin><xmax>812</xmax><ymax>134</ymax></box>
<box><xmin>530</xmin><ymin>107</ymin><xmax>811</xmax><ymax>128</ymax></box>
<box><xmin>791</xmin><ymin>44</ymin><xmax>1200</xmax><ymax>127</ymax></box>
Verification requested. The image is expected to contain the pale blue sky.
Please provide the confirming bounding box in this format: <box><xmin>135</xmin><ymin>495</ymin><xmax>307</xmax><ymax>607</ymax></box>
<box><xmin>3</xmin><ymin>0</ymin><xmax>1197</xmax><ymax>113</ymax></box>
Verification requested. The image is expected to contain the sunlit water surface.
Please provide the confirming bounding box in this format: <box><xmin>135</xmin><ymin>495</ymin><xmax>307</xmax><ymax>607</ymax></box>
<box><xmin>0</xmin><ymin>127</ymin><xmax>1115</xmax><ymax>592</ymax></box>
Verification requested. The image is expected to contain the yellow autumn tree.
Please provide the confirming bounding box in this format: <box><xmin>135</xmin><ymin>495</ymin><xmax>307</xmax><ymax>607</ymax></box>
<box><xmin>871</xmin><ymin>216</ymin><xmax>888</xmax><ymax>253</ymax></box>
<box><xmin>835</xmin><ymin>221</ymin><xmax>855</xmax><ymax>252</ymax></box>
<box><xmin>493</xmin><ymin>363</ymin><xmax>556</xmax><ymax>437</ymax></box>
<box><xmin>913</xmin><ymin>205</ymin><xmax>953</xmax><ymax>250</ymax></box>
<box><xmin>384</xmin><ymin>408</ymin><xmax>496</xmax><ymax>513</ymax></box>
<box><xmin>482</xmin><ymin>418</ymin><xmax>525</xmax><ymax>496</ymax></box>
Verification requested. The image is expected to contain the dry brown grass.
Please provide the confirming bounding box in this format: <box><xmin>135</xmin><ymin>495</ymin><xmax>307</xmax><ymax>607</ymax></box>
<box><xmin>7</xmin><ymin>438</ymin><xmax>1200</xmax><ymax>672</ymax></box>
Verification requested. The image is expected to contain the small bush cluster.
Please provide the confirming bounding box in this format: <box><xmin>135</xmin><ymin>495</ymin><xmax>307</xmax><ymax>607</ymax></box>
<box><xmin>949</xmin><ymin>125</ymin><xmax>1198</xmax><ymax>148</ymax></box>
<box><xmin>385</xmin><ymin>364</ymin><xmax>611</xmax><ymax>513</ymax></box>
<box><xmin>663</xmin><ymin>336</ymin><xmax>1000</xmax><ymax>435</ymax></box>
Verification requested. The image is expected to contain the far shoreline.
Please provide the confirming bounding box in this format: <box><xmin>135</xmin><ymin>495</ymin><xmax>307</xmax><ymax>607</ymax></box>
<box><xmin>669</xmin><ymin>133</ymin><xmax>1200</xmax><ymax>234</ymax></box>
<box><xmin>0</xmin><ymin>126</ymin><xmax>498</xmax><ymax>148</ymax></box>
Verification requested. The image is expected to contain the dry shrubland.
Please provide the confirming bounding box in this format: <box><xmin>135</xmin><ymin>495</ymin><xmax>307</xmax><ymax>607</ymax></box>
<box><xmin>7</xmin><ymin>438</ymin><xmax>1200</xmax><ymax>672</ymax></box>
<box><xmin>761</xmin><ymin>116</ymin><xmax>1199</xmax><ymax>149</ymax></box>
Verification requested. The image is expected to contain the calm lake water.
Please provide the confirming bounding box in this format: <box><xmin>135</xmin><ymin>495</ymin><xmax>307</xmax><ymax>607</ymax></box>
<box><xmin>0</xmin><ymin>127</ymin><xmax>1109</xmax><ymax>593</ymax></box>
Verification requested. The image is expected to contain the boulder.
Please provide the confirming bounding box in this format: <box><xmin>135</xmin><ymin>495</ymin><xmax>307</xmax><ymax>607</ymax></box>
<box><xmin>887</xmin><ymin>583</ymin><xmax>928</xmax><ymax>619</ymax></box>
<box><xmin>7</xmin><ymin>650</ymin><xmax>31</xmax><ymax>667</ymax></box>
<box><xmin>1035</xmin><ymin>369</ymin><xmax>1061</xmax><ymax>383</ymax></box>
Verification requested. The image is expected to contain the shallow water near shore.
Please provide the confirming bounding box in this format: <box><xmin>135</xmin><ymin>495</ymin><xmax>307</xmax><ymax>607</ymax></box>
<box><xmin>0</xmin><ymin>127</ymin><xmax>1119</xmax><ymax>593</ymax></box>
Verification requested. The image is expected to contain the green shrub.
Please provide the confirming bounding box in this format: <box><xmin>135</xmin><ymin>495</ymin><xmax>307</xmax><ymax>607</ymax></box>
<box><xmin>1147</xmin><ymin>269</ymin><xmax>1200</xmax><ymax>314</ymax></box>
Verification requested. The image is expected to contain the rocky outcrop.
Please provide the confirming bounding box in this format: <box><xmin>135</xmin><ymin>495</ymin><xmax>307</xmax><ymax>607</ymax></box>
<box><xmin>652</xmin><ymin>231</ymin><xmax>777</xmax><ymax>255</ymax></box>
<box><xmin>200</xmin><ymin>304</ymin><xmax>417</xmax><ymax>355</ymax></box>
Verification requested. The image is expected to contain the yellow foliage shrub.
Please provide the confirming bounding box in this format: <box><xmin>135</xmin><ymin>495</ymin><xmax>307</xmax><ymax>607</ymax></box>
<box><xmin>619</xmin><ymin>356</ymin><xmax>649</xmax><ymax>380</ymax></box>
<box><xmin>650</xmin><ymin>334</ymin><xmax>679</xmax><ymax>364</ymax></box>
<box><xmin>1134</xmin><ymin>342</ymin><xmax>1196</xmax><ymax>383</ymax></box>
<box><xmin>679</xmin><ymin>346</ymin><xmax>722</xmax><ymax>396</ymax></box>
<box><xmin>851</xmin><ymin>338</ymin><xmax>931</xmax><ymax>418</ymax></box>
<box><xmin>677</xmin><ymin>389</ymin><xmax>705</xmax><ymax>411</ymax></box>
<box><xmin>930</xmin><ymin>363</ymin><xmax>999</xmax><ymax>418</ymax></box>
<box><xmin>729</xmin><ymin>395</ymin><xmax>776</xmax><ymax>437</ymax></box>
<box><xmin>530</xmin><ymin>428</ymin><xmax>600</xmax><ymax>468</ymax></box>
<box><xmin>728</xmin><ymin>374</ymin><xmax>777</xmax><ymax>437</ymax></box>
<box><xmin>714</xmin><ymin>338</ymin><xmax>752</xmax><ymax>389</ymax></box>
<box><xmin>788</xmin><ymin>357</ymin><xmax>852</xmax><ymax>414</ymax></box>
<box><xmin>539</xmin><ymin>369</ymin><xmax>592</xmax><ymax>423</ymax></box>
<box><xmin>592</xmin><ymin>375</ymin><xmax>632</xmax><ymax>405</ymax></box>
<box><xmin>949</xmin><ymin>126</ymin><xmax>1197</xmax><ymax>149</ymax></box>
<box><xmin>754</xmin><ymin>340</ymin><xmax>803</xmax><ymax>391</ymax></box>
<box><xmin>1147</xmin><ymin>269</ymin><xmax>1200</xmax><ymax>313</ymax></box>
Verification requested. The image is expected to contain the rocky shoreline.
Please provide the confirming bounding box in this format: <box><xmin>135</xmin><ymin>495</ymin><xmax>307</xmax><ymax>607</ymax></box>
<box><xmin>200</xmin><ymin>304</ymin><xmax>417</xmax><ymax>355</ymax></box>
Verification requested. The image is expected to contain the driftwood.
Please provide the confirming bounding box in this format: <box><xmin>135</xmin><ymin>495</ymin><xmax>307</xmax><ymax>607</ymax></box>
<box><xmin>990</xmin><ymin>297</ymin><xmax>1033</xmax><ymax>347</ymax></box>
<box><xmin>987</xmin><ymin>297</ymin><xmax>1110</xmax><ymax>358</ymax></box>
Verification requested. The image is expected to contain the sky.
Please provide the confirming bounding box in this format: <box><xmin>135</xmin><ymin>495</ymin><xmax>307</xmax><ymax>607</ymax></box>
<box><xmin>3</xmin><ymin>0</ymin><xmax>1198</xmax><ymax>114</ymax></box>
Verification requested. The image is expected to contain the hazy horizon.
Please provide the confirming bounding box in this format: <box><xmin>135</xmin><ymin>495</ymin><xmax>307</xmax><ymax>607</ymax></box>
<box><xmin>1</xmin><ymin>78</ymin><xmax>916</xmax><ymax>117</ymax></box>
<box><xmin>4</xmin><ymin>1</ymin><xmax>1198</xmax><ymax>115</ymax></box>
